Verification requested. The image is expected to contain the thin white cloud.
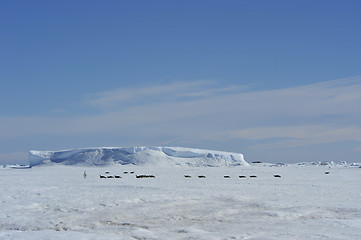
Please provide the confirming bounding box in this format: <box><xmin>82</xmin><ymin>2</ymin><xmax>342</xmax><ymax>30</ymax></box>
<box><xmin>208</xmin><ymin>125</ymin><xmax>361</xmax><ymax>150</ymax></box>
<box><xmin>1</xmin><ymin>76</ymin><xmax>361</xmax><ymax>156</ymax></box>
<box><xmin>86</xmin><ymin>80</ymin><xmax>246</xmax><ymax>108</ymax></box>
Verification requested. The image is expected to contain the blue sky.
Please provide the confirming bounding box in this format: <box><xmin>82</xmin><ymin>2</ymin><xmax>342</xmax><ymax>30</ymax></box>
<box><xmin>1</xmin><ymin>0</ymin><xmax>361</xmax><ymax>164</ymax></box>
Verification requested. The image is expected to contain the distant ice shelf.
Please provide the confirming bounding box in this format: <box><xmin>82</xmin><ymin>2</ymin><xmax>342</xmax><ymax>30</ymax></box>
<box><xmin>28</xmin><ymin>146</ymin><xmax>249</xmax><ymax>167</ymax></box>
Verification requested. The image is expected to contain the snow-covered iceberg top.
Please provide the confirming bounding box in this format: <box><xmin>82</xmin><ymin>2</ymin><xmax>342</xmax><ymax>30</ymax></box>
<box><xmin>28</xmin><ymin>146</ymin><xmax>249</xmax><ymax>167</ymax></box>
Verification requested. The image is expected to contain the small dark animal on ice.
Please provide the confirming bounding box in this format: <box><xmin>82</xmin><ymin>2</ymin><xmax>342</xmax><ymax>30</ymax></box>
<box><xmin>250</xmin><ymin>175</ymin><xmax>257</xmax><ymax>178</ymax></box>
<box><xmin>136</xmin><ymin>175</ymin><xmax>155</xmax><ymax>178</ymax></box>
<box><xmin>198</xmin><ymin>175</ymin><xmax>206</xmax><ymax>178</ymax></box>
<box><xmin>184</xmin><ymin>175</ymin><xmax>192</xmax><ymax>178</ymax></box>
<box><xmin>274</xmin><ymin>175</ymin><xmax>281</xmax><ymax>178</ymax></box>
<box><xmin>224</xmin><ymin>175</ymin><xmax>230</xmax><ymax>178</ymax></box>
<box><xmin>239</xmin><ymin>175</ymin><xmax>246</xmax><ymax>178</ymax></box>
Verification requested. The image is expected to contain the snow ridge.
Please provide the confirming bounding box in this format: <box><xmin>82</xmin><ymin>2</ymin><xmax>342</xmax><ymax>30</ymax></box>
<box><xmin>28</xmin><ymin>146</ymin><xmax>249</xmax><ymax>167</ymax></box>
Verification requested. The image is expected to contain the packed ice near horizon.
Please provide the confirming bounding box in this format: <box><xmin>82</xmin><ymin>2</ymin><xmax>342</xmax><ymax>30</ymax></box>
<box><xmin>1</xmin><ymin>146</ymin><xmax>361</xmax><ymax>240</ymax></box>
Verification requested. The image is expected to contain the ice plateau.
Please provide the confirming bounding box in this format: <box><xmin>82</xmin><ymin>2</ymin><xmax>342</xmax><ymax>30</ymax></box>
<box><xmin>28</xmin><ymin>146</ymin><xmax>249</xmax><ymax>167</ymax></box>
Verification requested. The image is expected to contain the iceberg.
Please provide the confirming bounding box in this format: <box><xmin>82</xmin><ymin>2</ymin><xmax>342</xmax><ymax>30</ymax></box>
<box><xmin>28</xmin><ymin>146</ymin><xmax>249</xmax><ymax>167</ymax></box>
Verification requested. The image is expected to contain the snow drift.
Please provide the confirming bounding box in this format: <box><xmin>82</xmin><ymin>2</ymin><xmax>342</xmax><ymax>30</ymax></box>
<box><xmin>28</xmin><ymin>146</ymin><xmax>249</xmax><ymax>167</ymax></box>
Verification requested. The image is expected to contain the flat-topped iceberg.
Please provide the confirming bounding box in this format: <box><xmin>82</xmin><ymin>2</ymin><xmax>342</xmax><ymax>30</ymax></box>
<box><xmin>28</xmin><ymin>146</ymin><xmax>249</xmax><ymax>167</ymax></box>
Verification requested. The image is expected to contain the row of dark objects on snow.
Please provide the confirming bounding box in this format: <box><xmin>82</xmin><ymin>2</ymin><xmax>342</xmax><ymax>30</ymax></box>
<box><xmin>99</xmin><ymin>171</ymin><xmax>332</xmax><ymax>179</ymax></box>
<box><xmin>100</xmin><ymin>171</ymin><xmax>134</xmax><ymax>178</ymax></box>
<box><xmin>99</xmin><ymin>171</ymin><xmax>155</xmax><ymax>179</ymax></box>
<box><xmin>100</xmin><ymin>175</ymin><xmax>155</xmax><ymax>179</ymax></box>
<box><xmin>192</xmin><ymin>172</ymin><xmax>332</xmax><ymax>178</ymax></box>
<box><xmin>191</xmin><ymin>171</ymin><xmax>332</xmax><ymax>178</ymax></box>
<box><xmin>99</xmin><ymin>173</ymin><xmax>282</xmax><ymax>179</ymax></box>
<box><xmin>186</xmin><ymin>175</ymin><xmax>280</xmax><ymax>178</ymax></box>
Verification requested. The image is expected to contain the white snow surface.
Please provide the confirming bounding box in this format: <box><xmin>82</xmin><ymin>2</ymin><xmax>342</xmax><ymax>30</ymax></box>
<box><xmin>28</xmin><ymin>146</ymin><xmax>248</xmax><ymax>167</ymax></box>
<box><xmin>1</xmin><ymin>163</ymin><xmax>361</xmax><ymax>239</ymax></box>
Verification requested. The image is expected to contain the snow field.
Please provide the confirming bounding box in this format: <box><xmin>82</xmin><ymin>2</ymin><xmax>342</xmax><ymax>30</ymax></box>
<box><xmin>1</xmin><ymin>165</ymin><xmax>361</xmax><ymax>239</ymax></box>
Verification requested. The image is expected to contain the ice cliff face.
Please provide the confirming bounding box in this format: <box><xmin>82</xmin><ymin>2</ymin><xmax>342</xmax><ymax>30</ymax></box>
<box><xmin>28</xmin><ymin>146</ymin><xmax>249</xmax><ymax>167</ymax></box>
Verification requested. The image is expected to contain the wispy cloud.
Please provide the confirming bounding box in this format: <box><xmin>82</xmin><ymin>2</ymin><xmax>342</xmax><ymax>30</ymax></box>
<box><xmin>209</xmin><ymin>125</ymin><xmax>361</xmax><ymax>150</ymax></box>
<box><xmin>1</xmin><ymin>76</ymin><xmax>361</xmax><ymax>162</ymax></box>
<box><xmin>202</xmin><ymin>76</ymin><xmax>361</xmax><ymax>150</ymax></box>
<box><xmin>86</xmin><ymin>80</ymin><xmax>246</xmax><ymax>108</ymax></box>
